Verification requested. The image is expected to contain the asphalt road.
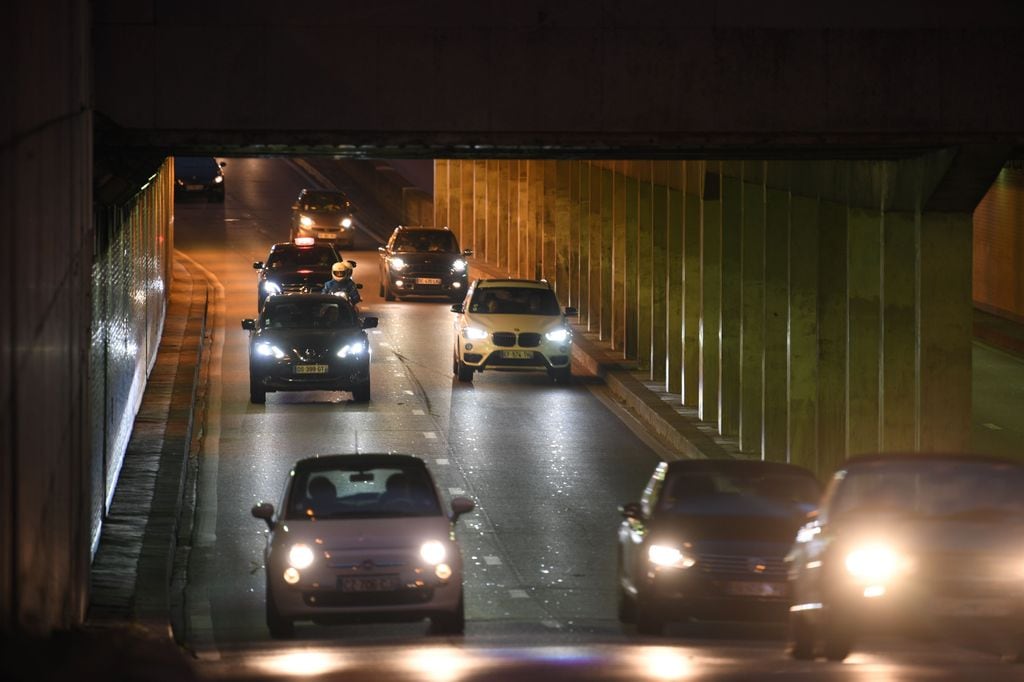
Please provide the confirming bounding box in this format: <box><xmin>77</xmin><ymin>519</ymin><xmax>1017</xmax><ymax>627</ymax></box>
<box><xmin>171</xmin><ymin>158</ymin><xmax>1024</xmax><ymax>681</ymax></box>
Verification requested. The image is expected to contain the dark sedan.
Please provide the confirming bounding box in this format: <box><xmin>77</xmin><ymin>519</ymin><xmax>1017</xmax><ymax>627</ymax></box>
<box><xmin>253</xmin><ymin>238</ymin><xmax>339</xmax><ymax>310</ymax></box>
<box><xmin>378</xmin><ymin>226</ymin><xmax>472</xmax><ymax>302</ymax></box>
<box><xmin>617</xmin><ymin>458</ymin><xmax>821</xmax><ymax>635</ymax></box>
<box><xmin>242</xmin><ymin>294</ymin><xmax>376</xmax><ymax>404</ymax></box>
<box><xmin>174</xmin><ymin>157</ymin><xmax>226</xmax><ymax>202</ymax></box>
<box><xmin>786</xmin><ymin>453</ymin><xmax>1024</xmax><ymax>663</ymax></box>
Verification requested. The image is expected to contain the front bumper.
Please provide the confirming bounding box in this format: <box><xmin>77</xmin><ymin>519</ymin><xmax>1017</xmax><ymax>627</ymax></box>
<box><xmin>251</xmin><ymin>357</ymin><xmax>369</xmax><ymax>391</ymax></box>
<box><xmin>458</xmin><ymin>338</ymin><xmax>571</xmax><ymax>372</ymax></box>
<box><xmin>295</xmin><ymin>224</ymin><xmax>355</xmax><ymax>248</ymax></box>
<box><xmin>638</xmin><ymin>565</ymin><xmax>791</xmax><ymax>621</ymax></box>
<box><xmin>389</xmin><ymin>270</ymin><xmax>468</xmax><ymax>298</ymax></box>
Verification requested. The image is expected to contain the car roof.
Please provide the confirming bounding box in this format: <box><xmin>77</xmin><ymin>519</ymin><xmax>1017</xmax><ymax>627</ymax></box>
<box><xmin>269</xmin><ymin>241</ymin><xmax>336</xmax><ymax>251</ymax></box>
<box><xmin>475</xmin><ymin>278</ymin><xmax>553</xmax><ymax>290</ymax></box>
<box><xmin>665</xmin><ymin>458</ymin><xmax>818</xmax><ymax>477</ymax></box>
<box><xmin>841</xmin><ymin>452</ymin><xmax>1024</xmax><ymax>469</ymax></box>
<box><xmin>392</xmin><ymin>225</ymin><xmax>446</xmax><ymax>231</ymax></box>
<box><xmin>291</xmin><ymin>453</ymin><xmax>429</xmax><ymax>472</ymax></box>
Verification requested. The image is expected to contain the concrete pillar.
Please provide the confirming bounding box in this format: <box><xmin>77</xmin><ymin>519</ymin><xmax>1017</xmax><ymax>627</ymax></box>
<box><xmin>460</xmin><ymin>161</ymin><xmax>474</xmax><ymax>251</ymax></box>
<box><xmin>588</xmin><ymin>162</ymin><xmax>603</xmax><ymax>331</ymax></box>
<box><xmin>555</xmin><ymin>160</ymin><xmax>572</xmax><ymax>303</ymax></box>
<box><xmin>817</xmin><ymin>199</ymin><xmax>849</xmax><ymax>476</ymax></box>
<box><xmin>473</xmin><ymin>160</ymin><xmax>488</xmax><ymax>261</ymax></box>
<box><xmin>568</xmin><ymin>160</ymin><xmax>581</xmax><ymax>308</ymax></box>
<box><xmin>600</xmin><ymin>166</ymin><xmax>613</xmax><ymax>341</ymax></box>
<box><xmin>624</xmin><ymin>166</ymin><xmax>640</xmax><ymax>361</ymax></box>
<box><xmin>637</xmin><ymin>162</ymin><xmax>654</xmax><ymax>372</ymax></box>
<box><xmin>700</xmin><ymin>162</ymin><xmax>721</xmax><ymax>423</ymax></box>
<box><xmin>498</xmin><ymin>160</ymin><xmax>511</xmax><ymax>271</ymax></box>
<box><xmin>486</xmin><ymin>160</ymin><xmax>500</xmax><ymax>266</ymax></box>
<box><xmin>719</xmin><ymin>168</ymin><xmax>742</xmax><ymax>438</ymax></box>
<box><xmin>788</xmin><ymin>190</ymin><xmax>820</xmax><ymax>470</ymax></box>
<box><xmin>881</xmin><ymin>211</ymin><xmax>917</xmax><ymax>450</ymax></box>
<box><xmin>612</xmin><ymin>162</ymin><xmax>627</xmax><ymax>353</ymax></box>
<box><xmin>434</xmin><ymin>159</ymin><xmax>449</xmax><ymax>229</ymax></box>
<box><xmin>763</xmin><ymin>175</ymin><xmax>790</xmax><ymax>461</ymax></box>
<box><xmin>579</xmin><ymin>162</ymin><xmax>592</xmax><ymax>327</ymax></box>
<box><xmin>652</xmin><ymin>163</ymin><xmax>670</xmax><ymax>382</ymax></box>
<box><xmin>918</xmin><ymin>212</ymin><xmax>972</xmax><ymax>451</ymax></box>
<box><xmin>682</xmin><ymin>161</ymin><xmax>702</xmax><ymax>406</ymax></box>
<box><xmin>847</xmin><ymin>206</ymin><xmax>882</xmax><ymax>455</ymax></box>
<box><xmin>666</xmin><ymin>163</ymin><xmax>684</xmax><ymax>393</ymax></box>
<box><xmin>740</xmin><ymin>163</ymin><xmax>766</xmax><ymax>455</ymax></box>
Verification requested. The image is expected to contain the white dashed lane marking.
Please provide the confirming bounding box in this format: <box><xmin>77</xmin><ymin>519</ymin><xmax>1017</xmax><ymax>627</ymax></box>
<box><xmin>483</xmin><ymin>556</ymin><xmax>502</xmax><ymax>566</ymax></box>
<box><xmin>509</xmin><ymin>589</ymin><xmax>529</xmax><ymax>599</ymax></box>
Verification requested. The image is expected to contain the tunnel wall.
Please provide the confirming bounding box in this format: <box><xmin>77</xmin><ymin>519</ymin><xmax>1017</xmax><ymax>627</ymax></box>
<box><xmin>973</xmin><ymin>166</ymin><xmax>1024</xmax><ymax>321</ymax></box>
<box><xmin>437</xmin><ymin>155</ymin><xmax>981</xmax><ymax>475</ymax></box>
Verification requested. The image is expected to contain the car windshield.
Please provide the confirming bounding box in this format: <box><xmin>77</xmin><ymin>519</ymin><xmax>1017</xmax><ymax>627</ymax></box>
<box><xmin>262</xmin><ymin>300</ymin><xmax>356</xmax><ymax>329</ymax></box>
<box><xmin>393</xmin><ymin>231</ymin><xmax>458</xmax><ymax>253</ymax></box>
<box><xmin>657</xmin><ymin>468</ymin><xmax>821</xmax><ymax>514</ymax></box>
<box><xmin>832</xmin><ymin>460</ymin><xmax>1024</xmax><ymax>521</ymax></box>
<box><xmin>468</xmin><ymin>286</ymin><xmax>561</xmax><ymax>315</ymax></box>
<box><xmin>301</xmin><ymin>192</ymin><xmax>350</xmax><ymax>212</ymax></box>
<box><xmin>265</xmin><ymin>246</ymin><xmax>336</xmax><ymax>269</ymax></box>
<box><xmin>286</xmin><ymin>463</ymin><xmax>442</xmax><ymax>520</ymax></box>
<box><xmin>174</xmin><ymin>157</ymin><xmax>218</xmax><ymax>174</ymax></box>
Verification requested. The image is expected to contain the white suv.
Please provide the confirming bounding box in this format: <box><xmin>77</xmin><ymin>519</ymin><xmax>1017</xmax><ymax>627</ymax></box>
<box><xmin>450</xmin><ymin>279</ymin><xmax>576</xmax><ymax>383</ymax></box>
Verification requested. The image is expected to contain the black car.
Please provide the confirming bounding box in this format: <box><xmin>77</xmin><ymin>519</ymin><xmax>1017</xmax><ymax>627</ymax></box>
<box><xmin>174</xmin><ymin>157</ymin><xmax>226</xmax><ymax>201</ymax></box>
<box><xmin>253</xmin><ymin>238</ymin><xmax>340</xmax><ymax>310</ymax></box>
<box><xmin>290</xmin><ymin>188</ymin><xmax>358</xmax><ymax>250</ymax></box>
<box><xmin>617</xmin><ymin>459</ymin><xmax>821</xmax><ymax>635</ymax></box>
<box><xmin>786</xmin><ymin>453</ymin><xmax>1024</xmax><ymax>663</ymax></box>
<box><xmin>242</xmin><ymin>294</ymin><xmax>376</xmax><ymax>404</ymax></box>
<box><xmin>378</xmin><ymin>226</ymin><xmax>472</xmax><ymax>302</ymax></box>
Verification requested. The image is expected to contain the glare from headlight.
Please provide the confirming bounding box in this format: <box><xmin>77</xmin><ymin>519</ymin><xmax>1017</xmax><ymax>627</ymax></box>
<box><xmin>545</xmin><ymin>328</ymin><xmax>570</xmax><ymax>343</ymax></box>
<box><xmin>263</xmin><ymin>281</ymin><xmax>282</xmax><ymax>295</ymax></box>
<box><xmin>256</xmin><ymin>343</ymin><xmax>285</xmax><ymax>359</ymax></box>
<box><xmin>845</xmin><ymin>544</ymin><xmax>902</xmax><ymax>583</ymax></box>
<box><xmin>283</xmin><ymin>567</ymin><xmax>300</xmax><ymax>584</ymax></box>
<box><xmin>463</xmin><ymin>326</ymin><xmax>489</xmax><ymax>341</ymax></box>
<box><xmin>391</xmin><ymin>257</ymin><xmax>407</xmax><ymax>271</ymax></box>
<box><xmin>420</xmin><ymin>540</ymin><xmax>447</xmax><ymax>565</ymax></box>
<box><xmin>214</xmin><ymin>175</ymin><xmax>224</xmax><ymax>184</ymax></box>
<box><xmin>435</xmin><ymin>563</ymin><xmax>453</xmax><ymax>581</ymax></box>
<box><xmin>288</xmin><ymin>544</ymin><xmax>315</xmax><ymax>569</ymax></box>
<box><xmin>300</xmin><ymin>215</ymin><xmax>314</xmax><ymax>227</ymax></box>
<box><xmin>452</xmin><ymin>258</ymin><xmax>467</xmax><ymax>272</ymax></box>
<box><xmin>337</xmin><ymin>340</ymin><xmax>366</xmax><ymax>358</ymax></box>
<box><xmin>341</xmin><ymin>217</ymin><xmax>353</xmax><ymax>228</ymax></box>
<box><xmin>648</xmin><ymin>544</ymin><xmax>695</xmax><ymax>569</ymax></box>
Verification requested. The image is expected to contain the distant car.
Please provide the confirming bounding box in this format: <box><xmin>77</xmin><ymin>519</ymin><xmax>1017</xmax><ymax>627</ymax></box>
<box><xmin>290</xmin><ymin>189</ymin><xmax>358</xmax><ymax>250</ymax></box>
<box><xmin>242</xmin><ymin>293</ymin><xmax>375</xmax><ymax>403</ymax></box>
<box><xmin>450</xmin><ymin>279</ymin><xmax>575</xmax><ymax>383</ymax></box>
<box><xmin>617</xmin><ymin>459</ymin><xmax>821</xmax><ymax>635</ymax></box>
<box><xmin>786</xmin><ymin>453</ymin><xmax>1024</xmax><ymax>663</ymax></box>
<box><xmin>174</xmin><ymin>157</ymin><xmax>226</xmax><ymax>201</ymax></box>
<box><xmin>251</xmin><ymin>453</ymin><xmax>475</xmax><ymax>638</ymax></box>
<box><xmin>378</xmin><ymin>226</ymin><xmax>472</xmax><ymax>302</ymax></box>
<box><xmin>252</xmin><ymin>237</ymin><xmax>340</xmax><ymax>310</ymax></box>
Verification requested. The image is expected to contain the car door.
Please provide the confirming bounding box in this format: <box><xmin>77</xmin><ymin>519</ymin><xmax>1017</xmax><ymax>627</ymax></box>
<box><xmin>621</xmin><ymin>462</ymin><xmax>668</xmax><ymax>589</ymax></box>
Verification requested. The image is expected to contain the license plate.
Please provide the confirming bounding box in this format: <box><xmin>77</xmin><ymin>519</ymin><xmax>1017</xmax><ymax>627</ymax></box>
<box><xmin>932</xmin><ymin>598</ymin><xmax>1013</xmax><ymax>618</ymax></box>
<box><xmin>502</xmin><ymin>350</ymin><xmax>533</xmax><ymax>360</ymax></box>
<box><xmin>294</xmin><ymin>364</ymin><xmax>328</xmax><ymax>375</ymax></box>
<box><xmin>415</xmin><ymin>277</ymin><xmax>442</xmax><ymax>285</ymax></box>
<box><xmin>186</xmin><ymin>184</ymin><xmax>204</xmax><ymax>191</ymax></box>
<box><xmin>724</xmin><ymin>581</ymin><xmax>787</xmax><ymax>597</ymax></box>
<box><xmin>319</xmin><ymin>232</ymin><xmax>337</xmax><ymax>239</ymax></box>
<box><xmin>339</xmin><ymin>576</ymin><xmax>399</xmax><ymax>592</ymax></box>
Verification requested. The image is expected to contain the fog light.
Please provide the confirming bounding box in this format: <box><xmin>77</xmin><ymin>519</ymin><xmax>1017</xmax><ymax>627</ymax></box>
<box><xmin>452</xmin><ymin>282</ymin><xmax>462</xmax><ymax>288</ymax></box>
<box><xmin>863</xmin><ymin>585</ymin><xmax>886</xmax><ymax>598</ymax></box>
<box><xmin>435</xmin><ymin>563</ymin><xmax>453</xmax><ymax>581</ymax></box>
<box><xmin>395</xmin><ymin>280</ymin><xmax>404</xmax><ymax>288</ymax></box>
<box><xmin>283</xmin><ymin>567</ymin><xmax>300</xmax><ymax>584</ymax></box>
<box><xmin>465</xmin><ymin>344</ymin><xmax>473</xmax><ymax>351</ymax></box>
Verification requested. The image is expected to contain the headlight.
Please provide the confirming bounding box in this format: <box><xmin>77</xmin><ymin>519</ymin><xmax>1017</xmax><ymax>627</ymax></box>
<box><xmin>263</xmin><ymin>281</ymin><xmax>282</xmax><ymax>295</ymax></box>
<box><xmin>463</xmin><ymin>326</ymin><xmax>489</xmax><ymax>341</ymax></box>
<box><xmin>390</xmin><ymin>257</ymin><xmax>407</xmax><ymax>271</ymax></box>
<box><xmin>341</xmin><ymin>217</ymin><xmax>353</xmax><ymax>228</ymax></box>
<box><xmin>214</xmin><ymin>175</ymin><xmax>223</xmax><ymax>184</ymax></box>
<box><xmin>337</xmin><ymin>340</ymin><xmax>366</xmax><ymax>358</ymax></box>
<box><xmin>288</xmin><ymin>544</ymin><xmax>315</xmax><ymax>569</ymax></box>
<box><xmin>648</xmin><ymin>544</ymin><xmax>695</xmax><ymax>569</ymax></box>
<box><xmin>420</xmin><ymin>540</ymin><xmax>447</xmax><ymax>565</ymax></box>
<box><xmin>452</xmin><ymin>258</ymin><xmax>467</xmax><ymax>272</ymax></box>
<box><xmin>300</xmin><ymin>215</ymin><xmax>314</xmax><ymax>227</ymax></box>
<box><xmin>844</xmin><ymin>544</ymin><xmax>904</xmax><ymax>583</ymax></box>
<box><xmin>255</xmin><ymin>343</ymin><xmax>285</xmax><ymax>359</ymax></box>
<box><xmin>545</xmin><ymin>328</ymin><xmax>570</xmax><ymax>343</ymax></box>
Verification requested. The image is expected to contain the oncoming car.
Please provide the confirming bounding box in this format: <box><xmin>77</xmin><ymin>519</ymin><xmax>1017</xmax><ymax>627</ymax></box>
<box><xmin>378</xmin><ymin>226</ymin><xmax>472</xmax><ymax>302</ymax></box>
<box><xmin>242</xmin><ymin>294</ymin><xmax>376</xmax><ymax>404</ymax></box>
<box><xmin>174</xmin><ymin>157</ymin><xmax>226</xmax><ymax>202</ymax></box>
<box><xmin>291</xmin><ymin>189</ymin><xmax>358</xmax><ymax>250</ymax></box>
<box><xmin>253</xmin><ymin>238</ymin><xmax>340</xmax><ymax>310</ymax></box>
<box><xmin>251</xmin><ymin>454</ymin><xmax>475</xmax><ymax>638</ymax></box>
<box><xmin>786</xmin><ymin>453</ymin><xmax>1024</xmax><ymax>663</ymax></box>
<box><xmin>450</xmin><ymin>279</ymin><xmax>576</xmax><ymax>383</ymax></box>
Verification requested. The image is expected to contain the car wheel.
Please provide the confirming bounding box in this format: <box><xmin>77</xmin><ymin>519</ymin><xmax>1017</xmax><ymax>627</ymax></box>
<box><xmin>351</xmin><ymin>381</ymin><xmax>371</xmax><ymax>403</ymax></box>
<box><xmin>617</xmin><ymin>585</ymin><xmax>637</xmax><ymax>624</ymax></box>
<box><xmin>456</xmin><ymin>358</ymin><xmax>474</xmax><ymax>383</ymax></box>
<box><xmin>821</xmin><ymin>618</ymin><xmax>853</xmax><ymax>662</ymax></box>
<box><xmin>550</xmin><ymin>366</ymin><xmax>571</xmax><ymax>385</ymax></box>
<box><xmin>250</xmin><ymin>376</ymin><xmax>266</xmax><ymax>404</ymax></box>
<box><xmin>635</xmin><ymin>594</ymin><xmax>666</xmax><ymax>636</ymax></box>
<box><xmin>266</xmin><ymin>587</ymin><xmax>294</xmax><ymax>639</ymax></box>
<box><xmin>430</xmin><ymin>592</ymin><xmax>465</xmax><ymax>635</ymax></box>
<box><xmin>379</xmin><ymin>280</ymin><xmax>385</xmax><ymax>297</ymax></box>
<box><xmin>788</xmin><ymin>611</ymin><xmax>816</xmax><ymax>660</ymax></box>
<box><xmin>384</xmin><ymin>283</ymin><xmax>396</xmax><ymax>302</ymax></box>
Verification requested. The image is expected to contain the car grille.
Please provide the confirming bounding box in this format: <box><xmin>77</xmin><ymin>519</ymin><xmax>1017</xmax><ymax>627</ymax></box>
<box><xmin>696</xmin><ymin>553</ymin><xmax>788</xmax><ymax>580</ymax></box>
<box><xmin>491</xmin><ymin>332</ymin><xmax>542</xmax><ymax>347</ymax></box>
<box><xmin>518</xmin><ymin>333</ymin><xmax>542</xmax><ymax>347</ymax></box>
<box><xmin>404</xmin><ymin>261</ymin><xmax>451</xmax><ymax>275</ymax></box>
<box><xmin>492</xmin><ymin>332</ymin><xmax>516</xmax><ymax>347</ymax></box>
<box><xmin>281</xmin><ymin>282</ymin><xmax>324</xmax><ymax>294</ymax></box>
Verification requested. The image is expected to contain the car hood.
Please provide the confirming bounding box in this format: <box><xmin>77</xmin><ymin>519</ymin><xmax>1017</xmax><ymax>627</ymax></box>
<box><xmin>834</xmin><ymin>515</ymin><xmax>1024</xmax><ymax>555</ymax></box>
<box><xmin>274</xmin><ymin>515</ymin><xmax>453</xmax><ymax>551</ymax></box>
<box><xmin>255</xmin><ymin>328</ymin><xmax>364</xmax><ymax>351</ymax></box>
<box><xmin>464</xmin><ymin>313</ymin><xmax>566</xmax><ymax>334</ymax></box>
<box><xmin>649</xmin><ymin>497</ymin><xmax>809</xmax><ymax>546</ymax></box>
<box><xmin>266</xmin><ymin>269</ymin><xmax>332</xmax><ymax>285</ymax></box>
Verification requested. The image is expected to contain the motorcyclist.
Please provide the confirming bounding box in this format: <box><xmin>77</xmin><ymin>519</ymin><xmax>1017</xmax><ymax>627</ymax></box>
<box><xmin>323</xmin><ymin>260</ymin><xmax>361</xmax><ymax>306</ymax></box>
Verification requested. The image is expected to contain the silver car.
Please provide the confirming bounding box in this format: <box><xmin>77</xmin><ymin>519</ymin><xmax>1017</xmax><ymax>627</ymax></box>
<box><xmin>252</xmin><ymin>454</ymin><xmax>475</xmax><ymax>638</ymax></box>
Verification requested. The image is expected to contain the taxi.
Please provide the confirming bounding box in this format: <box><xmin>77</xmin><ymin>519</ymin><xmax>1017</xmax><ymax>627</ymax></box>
<box><xmin>253</xmin><ymin>237</ymin><xmax>339</xmax><ymax>310</ymax></box>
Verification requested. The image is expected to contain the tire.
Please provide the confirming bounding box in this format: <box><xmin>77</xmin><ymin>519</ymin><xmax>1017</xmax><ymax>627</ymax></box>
<box><xmin>430</xmin><ymin>592</ymin><xmax>466</xmax><ymax>635</ymax></box>
<box><xmin>788</xmin><ymin>611</ymin><xmax>816</xmax><ymax>660</ymax></box>
<box><xmin>617</xmin><ymin>585</ymin><xmax>637</xmax><ymax>624</ymax></box>
<box><xmin>822</xmin><ymin>618</ymin><xmax>853</xmax><ymax>662</ymax></box>
<box><xmin>635</xmin><ymin>594</ymin><xmax>666</xmax><ymax>636</ymax></box>
<box><xmin>351</xmin><ymin>381</ymin><xmax>371</xmax><ymax>403</ymax></box>
<box><xmin>385</xmin><ymin>283</ymin><xmax>396</xmax><ymax>302</ymax></box>
<box><xmin>550</xmin><ymin>366</ymin><xmax>571</xmax><ymax>385</ymax></box>
<box><xmin>250</xmin><ymin>376</ymin><xmax>266</xmax><ymax>404</ymax></box>
<box><xmin>456</xmin><ymin>358</ymin><xmax>474</xmax><ymax>383</ymax></box>
<box><xmin>378</xmin><ymin>280</ymin><xmax>385</xmax><ymax>297</ymax></box>
<box><xmin>266</xmin><ymin>588</ymin><xmax>294</xmax><ymax>639</ymax></box>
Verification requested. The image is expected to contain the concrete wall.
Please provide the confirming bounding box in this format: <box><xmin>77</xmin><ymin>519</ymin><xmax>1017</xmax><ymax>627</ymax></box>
<box><xmin>973</xmin><ymin>166</ymin><xmax>1024</xmax><ymax>321</ymax></box>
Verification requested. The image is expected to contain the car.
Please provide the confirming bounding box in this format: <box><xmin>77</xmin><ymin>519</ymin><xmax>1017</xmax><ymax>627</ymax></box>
<box><xmin>786</xmin><ymin>453</ymin><xmax>1024</xmax><ymax>663</ymax></box>
<box><xmin>242</xmin><ymin>293</ymin><xmax>376</xmax><ymax>403</ymax></box>
<box><xmin>173</xmin><ymin>157</ymin><xmax>226</xmax><ymax>201</ymax></box>
<box><xmin>252</xmin><ymin>237</ymin><xmax>342</xmax><ymax>310</ymax></box>
<box><xmin>617</xmin><ymin>458</ymin><xmax>821</xmax><ymax>635</ymax></box>
<box><xmin>450</xmin><ymin>278</ymin><xmax>576</xmax><ymax>383</ymax></box>
<box><xmin>251</xmin><ymin>453</ymin><xmax>475</xmax><ymax>638</ymax></box>
<box><xmin>378</xmin><ymin>226</ymin><xmax>472</xmax><ymax>302</ymax></box>
<box><xmin>290</xmin><ymin>188</ymin><xmax>358</xmax><ymax>250</ymax></box>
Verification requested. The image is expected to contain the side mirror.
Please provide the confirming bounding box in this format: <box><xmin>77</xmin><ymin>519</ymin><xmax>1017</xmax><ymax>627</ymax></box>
<box><xmin>463</xmin><ymin>249</ymin><xmax>474</xmax><ymax>257</ymax></box>
<box><xmin>219</xmin><ymin>161</ymin><xmax>227</xmax><ymax>168</ymax></box>
<box><xmin>450</xmin><ymin>303</ymin><xmax>464</xmax><ymax>314</ymax></box>
<box><xmin>619</xmin><ymin>502</ymin><xmax>644</xmax><ymax>521</ymax></box>
<box><xmin>355</xmin><ymin>282</ymin><xmax>364</xmax><ymax>289</ymax></box>
<box><xmin>251</xmin><ymin>502</ymin><xmax>275</xmax><ymax>530</ymax></box>
<box><xmin>361</xmin><ymin>317</ymin><xmax>378</xmax><ymax>329</ymax></box>
<box><xmin>378</xmin><ymin>246</ymin><xmax>387</xmax><ymax>254</ymax></box>
<box><xmin>450</xmin><ymin>496</ymin><xmax>475</xmax><ymax>523</ymax></box>
<box><xmin>347</xmin><ymin>259</ymin><xmax>357</xmax><ymax>269</ymax></box>
<box><xmin>241</xmin><ymin>319</ymin><xmax>256</xmax><ymax>330</ymax></box>
<box><xmin>564</xmin><ymin>306</ymin><xmax>578</xmax><ymax>317</ymax></box>
<box><xmin>252</xmin><ymin>261</ymin><xmax>264</xmax><ymax>270</ymax></box>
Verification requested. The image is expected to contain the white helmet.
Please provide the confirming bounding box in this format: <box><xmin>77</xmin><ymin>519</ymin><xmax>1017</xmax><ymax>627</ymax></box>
<box><xmin>331</xmin><ymin>261</ymin><xmax>352</xmax><ymax>281</ymax></box>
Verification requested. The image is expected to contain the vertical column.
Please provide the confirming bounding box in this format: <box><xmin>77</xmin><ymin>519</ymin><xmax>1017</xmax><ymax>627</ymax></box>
<box><xmin>918</xmin><ymin>212</ymin><xmax>972</xmax><ymax>451</ymax></box>
<box><xmin>740</xmin><ymin>162</ymin><xmax>765</xmax><ymax>456</ymax></box>
<box><xmin>449</xmin><ymin>160</ymin><xmax>463</xmax><ymax>243</ymax></box>
<box><xmin>651</xmin><ymin>163</ymin><xmax>669</xmax><ymax>382</ymax></box>
<box><xmin>486</xmin><ymin>160</ymin><xmax>500</xmax><ymax>267</ymax></box>
<box><xmin>600</xmin><ymin>165</ymin><xmax>614</xmax><ymax>341</ymax></box>
<box><xmin>588</xmin><ymin>162</ymin><xmax>603</xmax><ymax>331</ymax></box>
<box><xmin>498</xmin><ymin>160</ymin><xmax>511</xmax><ymax>271</ymax></box>
<box><xmin>637</xmin><ymin>162</ymin><xmax>653</xmax><ymax>372</ymax></box>
<box><xmin>682</xmin><ymin>161</ymin><xmax>702</xmax><ymax>405</ymax></box>
<box><xmin>523</xmin><ymin>161</ymin><xmax>538</xmax><ymax>279</ymax></box>
<box><xmin>567</xmin><ymin>160</ymin><xmax>581</xmax><ymax>307</ymax></box>
<box><xmin>666</xmin><ymin>163</ymin><xmax>684</xmax><ymax>393</ymax></box>
<box><xmin>612</xmin><ymin>162</ymin><xmax>627</xmax><ymax>353</ymax></box>
<box><xmin>555</xmin><ymin>160</ymin><xmax>572</xmax><ymax>303</ymax></box>
<box><xmin>434</xmin><ymin>160</ymin><xmax>449</xmax><ymax>229</ymax></box>
<box><xmin>624</xmin><ymin>165</ymin><xmax>640</xmax><ymax>360</ymax></box>
<box><xmin>817</xmin><ymin>198</ymin><xmax>849</xmax><ymax>476</ymax></box>
<box><xmin>719</xmin><ymin>166</ymin><xmax>742</xmax><ymax>438</ymax></box>
<box><xmin>511</xmin><ymin>160</ymin><xmax>523</xmax><ymax>278</ymax></box>
<box><xmin>788</xmin><ymin>189</ymin><xmax>820</xmax><ymax>471</ymax></box>
<box><xmin>473</xmin><ymin>160</ymin><xmax>488</xmax><ymax>262</ymax></box>
<box><xmin>763</xmin><ymin>175</ymin><xmax>790</xmax><ymax>461</ymax></box>
<box><xmin>460</xmin><ymin>161</ymin><xmax>475</xmax><ymax>251</ymax></box>
<box><xmin>531</xmin><ymin>160</ymin><xmax>545</xmax><ymax>280</ymax></box>
<box><xmin>881</xmin><ymin>211</ymin><xmax>917</xmax><ymax>450</ymax></box>
<box><xmin>700</xmin><ymin>162</ymin><xmax>721</xmax><ymax>423</ymax></box>
<box><xmin>543</xmin><ymin>160</ymin><xmax>558</xmax><ymax>284</ymax></box>
<box><xmin>847</xmin><ymin>206</ymin><xmax>882</xmax><ymax>455</ymax></box>
<box><xmin>578</xmin><ymin>162</ymin><xmax>592</xmax><ymax>327</ymax></box>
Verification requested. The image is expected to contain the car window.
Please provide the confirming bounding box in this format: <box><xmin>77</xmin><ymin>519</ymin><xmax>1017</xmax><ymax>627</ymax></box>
<box><xmin>287</xmin><ymin>464</ymin><xmax>442</xmax><ymax>519</ymax></box>
<box><xmin>262</xmin><ymin>300</ymin><xmax>355</xmax><ymax>329</ymax></box>
<box><xmin>266</xmin><ymin>246</ymin><xmax>336</xmax><ymax>268</ymax></box>
<box><xmin>301</xmin><ymin>192</ymin><xmax>350</xmax><ymax>212</ymax></box>
<box><xmin>469</xmin><ymin>287</ymin><xmax>561</xmax><ymax>315</ymax></box>
<box><xmin>657</xmin><ymin>469</ymin><xmax>820</xmax><ymax>513</ymax></box>
<box><xmin>392</xmin><ymin>231</ymin><xmax>458</xmax><ymax>253</ymax></box>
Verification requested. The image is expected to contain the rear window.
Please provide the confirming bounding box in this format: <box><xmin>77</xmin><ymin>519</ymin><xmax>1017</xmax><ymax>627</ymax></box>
<box><xmin>266</xmin><ymin>245</ymin><xmax>336</xmax><ymax>269</ymax></box>
<box><xmin>286</xmin><ymin>462</ymin><xmax>442</xmax><ymax>520</ymax></box>
<box><xmin>469</xmin><ymin>286</ymin><xmax>560</xmax><ymax>315</ymax></box>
